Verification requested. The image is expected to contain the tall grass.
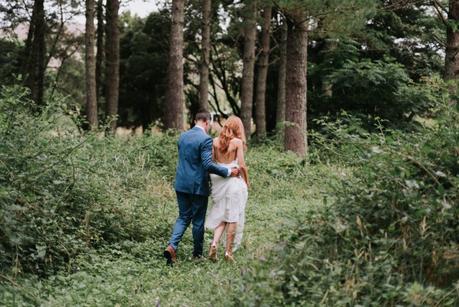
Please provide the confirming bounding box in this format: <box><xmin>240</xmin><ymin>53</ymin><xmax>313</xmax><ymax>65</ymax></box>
<box><xmin>236</xmin><ymin>109</ymin><xmax>459</xmax><ymax>306</ymax></box>
<box><xmin>0</xmin><ymin>85</ymin><xmax>176</xmax><ymax>275</ymax></box>
<box><xmin>1</xmin><ymin>85</ymin><xmax>457</xmax><ymax>305</ymax></box>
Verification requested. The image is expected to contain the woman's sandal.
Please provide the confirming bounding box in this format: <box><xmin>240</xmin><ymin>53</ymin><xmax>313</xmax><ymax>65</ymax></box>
<box><xmin>208</xmin><ymin>244</ymin><xmax>218</xmax><ymax>262</ymax></box>
<box><xmin>224</xmin><ymin>251</ymin><xmax>235</xmax><ymax>263</ymax></box>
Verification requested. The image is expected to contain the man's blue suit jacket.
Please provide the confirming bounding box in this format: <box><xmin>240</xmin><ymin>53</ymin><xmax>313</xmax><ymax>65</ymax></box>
<box><xmin>174</xmin><ymin>126</ymin><xmax>229</xmax><ymax>196</ymax></box>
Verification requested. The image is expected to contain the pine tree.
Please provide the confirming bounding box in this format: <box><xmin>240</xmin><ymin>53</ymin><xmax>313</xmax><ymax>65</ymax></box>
<box><xmin>276</xmin><ymin>18</ymin><xmax>287</xmax><ymax>134</ymax></box>
<box><xmin>85</xmin><ymin>0</ymin><xmax>98</xmax><ymax>129</ymax></box>
<box><xmin>199</xmin><ymin>0</ymin><xmax>211</xmax><ymax>111</ymax></box>
<box><xmin>445</xmin><ymin>0</ymin><xmax>459</xmax><ymax>80</ymax></box>
<box><xmin>255</xmin><ymin>5</ymin><xmax>272</xmax><ymax>141</ymax></box>
<box><xmin>105</xmin><ymin>0</ymin><xmax>120</xmax><ymax>132</ymax></box>
<box><xmin>96</xmin><ymin>0</ymin><xmax>105</xmax><ymax>105</ymax></box>
<box><xmin>22</xmin><ymin>0</ymin><xmax>46</xmax><ymax>106</ymax></box>
<box><xmin>280</xmin><ymin>0</ymin><xmax>375</xmax><ymax>156</ymax></box>
<box><xmin>165</xmin><ymin>0</ymin><xmax>186</xmax><ymax>130</ymax></box>
<box><xmin>240</xmin><ymin>0</ymin><xmax>257</xmax><ymax>138</ymax></box>
<box><xmin>284</xmin><ymin>14</ymin><xmax>308</xmax><ymax>156</ymax></box>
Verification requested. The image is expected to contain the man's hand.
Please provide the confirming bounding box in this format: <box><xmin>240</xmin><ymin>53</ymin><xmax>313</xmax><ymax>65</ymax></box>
<box><xmin>230</xmin><ymin>167</ymin><xmax>240</xmax><ymax>177</ymax></box>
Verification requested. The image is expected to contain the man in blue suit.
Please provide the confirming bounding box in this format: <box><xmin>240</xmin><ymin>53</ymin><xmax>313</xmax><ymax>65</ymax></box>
<box><xmin>164</xmin><ymin>111</ymin><xmax>239</xmax><ymax>265</ymax></box>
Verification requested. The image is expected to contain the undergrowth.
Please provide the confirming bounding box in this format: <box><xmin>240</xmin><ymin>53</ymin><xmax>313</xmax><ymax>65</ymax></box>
<box><xmin>0</xmin><ymin>85</ymin><xmax>457</xmax><ymax>306</ymax></box>
<box><xmin>236</xmin><ymin>109</ymin><xmax>459</xmax><ymax>306</ymax></box>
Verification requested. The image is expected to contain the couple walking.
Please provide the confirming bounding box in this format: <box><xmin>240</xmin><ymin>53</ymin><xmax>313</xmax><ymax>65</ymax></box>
<box><xmin>163</xmin><ymin>111</ymin><xmax>249</xmax><ymax>265</ymax></box>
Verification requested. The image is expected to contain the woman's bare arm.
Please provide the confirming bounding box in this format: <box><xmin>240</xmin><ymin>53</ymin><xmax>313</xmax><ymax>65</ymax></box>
<box><xmin>212</xmin><ymin>138</ymin><xmax>218</xmax><ymax>161</ymax></box>
<box><xmin>236</xmin><ymin>140</ymin><xmax>249</xmax><ymax>187</ymax></box>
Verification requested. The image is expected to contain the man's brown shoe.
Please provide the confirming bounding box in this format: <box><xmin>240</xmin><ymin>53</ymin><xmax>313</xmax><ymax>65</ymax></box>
<box><xmin>163</xmin><ymin>245</ymin><xmax>176</xmax><ymax>266</ymax></box>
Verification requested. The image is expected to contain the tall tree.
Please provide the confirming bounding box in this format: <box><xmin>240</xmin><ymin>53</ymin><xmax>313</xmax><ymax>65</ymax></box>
<box><xmin>105</xmin><ymin>0</ymin><xmax>120</xmax><ymax>132</ymax></box>
<box><xmin>445</xmin><ymin>0</ymin><xmax>459</xmax><ymax>80</ymax></box>
<box><xmin>255</xmin><ymin>5</ymin><xmax>272</xmax><ymax>141</ymax></box>
<box><xmin>240</xmin><ymin>0</ymin><xmax>257</xmax><ymax>138</ymax></box>
<box><xmin>280</xmin><ymin>0</ymin><xmax>375</xmax><ymax>156</ymax></box>
<box><xmin>22</xmin><ymin>0</ymin><xmax>46</xmax><ymax>106</ymax></box>
<box><xmin>96</xmin><ymin>0</ymin><xmax>105</xmax><ymax>105</ymax></box>
<box><xmin>165</xmin><ymin>0</ymin><xmax>186</xmax><ymax>130</ymax></box>
<box><xmin>276</xmin><ymin>17</ymin><xmax>287</xmax><ymax>133</ymax></box>
<box><xmin>284</xmin><ymin>14</ymin><xmax>308</xmax><ymax>156</ymax></box>
<box><xmin>199</xmin><ymin>0</ymin><xmax>211</xmax><ymax>111</ymax></box>
<box><xmin>85</xmin><ymin>0</ymin><xmax>98</xmax><ymax>129</ymax></box>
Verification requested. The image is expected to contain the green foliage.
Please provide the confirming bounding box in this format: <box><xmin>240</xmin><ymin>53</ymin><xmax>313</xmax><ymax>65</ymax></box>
<box><xmin>0</xmin><ymin>85</ymin><xmax>175</xmax><ymax>275</ymax></box>
<box><xmin>306</xmin><ymin>1</ymin><xmax>445</xmax><ymax>130</ymax></box>
<box><xmin>48</xmin><ymin>56</ymin><xmax>85</xmax><ymax>110</ymax></box>
<box><xmin>0</xmin><ymin>39</ymin><xmax>22</xmax><ymax>85</ymax></box>
<box><xmin>0</xmin><ymin>97</ymin><xmax>333</xmax><ymax>304</ymax></box>
<box><xmin>118</xmin><ymin>11</ymin><xmax>171</xmax><ymax>128</ymax></box>
<box><xmin>279</xmin><ymin>0</ymin><xmax>377</xmax><ymax>35</ymax></box>
<box><xmin>236</xmin><ymin>110</ymin><xmax>459</xmax><ymax>306</ymax></box>
<box><xmin>362</xmin><ymin>1</ymin><xmax>444</xmax><ymax>80</ymax></box>
<box><xmin>1</xmin><ymin>87</ymin><xmax>457</xmax><ymax>305</ymax></box>
<box><xmin>327</xmin><ymin>59</ymin><xmax>448</xmax><ymax>125</ymax></box>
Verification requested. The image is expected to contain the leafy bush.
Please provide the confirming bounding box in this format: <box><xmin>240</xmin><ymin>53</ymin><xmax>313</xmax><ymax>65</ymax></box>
<box><xmin>237</xmin><ymin>110</ymin><xmax>459</xmax><ymax>306</ymax></box>
<box><xmin>0</xmin><ymin>85</ymin><xmax>174</xmax><ymax>275</ymax></box>
<box><xmin>326</xmin><ymin>59</ymin><xmax>448</xmax><ymax>126</ymax></box>
<box><xmin>0</xmin><ymin>39</ymin><xmax>22</xmax><ymax>86</ymax></box>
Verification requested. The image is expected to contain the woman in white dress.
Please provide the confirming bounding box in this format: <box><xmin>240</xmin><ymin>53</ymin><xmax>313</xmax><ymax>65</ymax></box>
<box><xmin>206</xmin><ymin>116</ymin><xmax>249</xmax><ymax>262</ymax></box>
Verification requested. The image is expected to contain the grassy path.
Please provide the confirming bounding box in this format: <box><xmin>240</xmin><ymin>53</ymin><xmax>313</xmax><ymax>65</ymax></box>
<box><xmin>1</xmin><ymin>149</ymin><xmax>334</xmax><ymax>306</ymax></box>
<box><xmin>35</xmin><ymin>200</ymin><xmax>319</xmax><ymax>306</ymax></box>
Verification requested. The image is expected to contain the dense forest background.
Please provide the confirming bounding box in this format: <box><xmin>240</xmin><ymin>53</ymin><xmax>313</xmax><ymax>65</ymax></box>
<box><xmin>0</xmin><ymin>0</ymin><xmax>458</xmax><ymax>305</ymax></box>
<box><xmin>1</xmin><ymin>0</ymin><xmax>454</xmax><ymax>140</ymax></box>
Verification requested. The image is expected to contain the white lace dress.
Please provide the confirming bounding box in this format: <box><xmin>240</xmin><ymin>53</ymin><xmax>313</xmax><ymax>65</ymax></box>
<box><xmin>205</xmin><ymin>160</ymin><xmax>248</xmax><ymax>250</ymax></box>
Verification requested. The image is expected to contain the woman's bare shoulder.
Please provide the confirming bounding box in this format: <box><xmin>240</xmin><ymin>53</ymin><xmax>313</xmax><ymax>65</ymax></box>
<box><xmin>213</xmin><ymin>137</ymin><xmax>220</xmax><ymax>145</ymax></box>
<box><xmin>230</xmin><ymin>138</ymin><xmax>243</xmax><ymax>146</ymax></box>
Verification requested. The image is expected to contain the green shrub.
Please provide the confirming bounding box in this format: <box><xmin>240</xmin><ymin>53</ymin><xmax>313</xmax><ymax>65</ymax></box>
<box><xmin>327</xmin><ymin>59</ymin><xmax>448</xmax><ymax>126</ymax></box>
<box><xmin>0</xmin><ymin>85</ymin><xmax>174</xmax><ymax>275</ymax></box>
<box><xmin>237</xmin><ymin>110</ymin><xmax>459</xmax><ymax>306</ymax></box>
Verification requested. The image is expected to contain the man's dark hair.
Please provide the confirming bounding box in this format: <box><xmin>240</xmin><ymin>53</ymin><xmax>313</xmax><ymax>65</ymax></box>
<box><xmin>195</xmin><ymin>110</ymin><xmax>212</xmax><ymax>122</ymax></box>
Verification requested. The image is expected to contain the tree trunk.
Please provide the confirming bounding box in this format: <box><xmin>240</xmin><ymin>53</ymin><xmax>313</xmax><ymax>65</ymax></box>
<box><xmin>445</xmin><ymin>0</ymin><xmax>459</xmax><ymax>80</ymax></box>
<box><xmin>165</xmin><ymin>0</ymin><xmax>185</xmax><ymax>130</ymax></box>
<box><xmin>284</xmin><ymin>17</ymin><xmax>308</xmax><ymax>157</ymax></box>
<box><xmin>240</xmin><ymin>0</ymin><xmax>257</xmax><ymax>139</ymax></box>
<box><xmin>85</xmin><ymin>0</ymin><xmax>98</xmax><ymax>129</ymax></box>
<box><xmin>96</xmin><ymin>0</ymin><xmax>105</xmax><ymax>105</ymax></box>
<box><xmin>199</xmin><ymin>0</ymin><xmax>211</xmax><ymax>111</ymax></box>
<box><xmin>23</xmin><ymin>0</ymin><xmax>46</xmax><ymax>106</ymax></box>
<box><xmin>254</xmin><ymin>6</ymin><xmax>272</xmax><ymax>141</ymax></box>
<box><xmin>21</xmin><ymin>9</ymin><xmax>35</xmax><ymax>77</ymax></box>
<box><xmin>105</xmin><ymin>0</ymin><xmax>120</xmax><ymax>132</ymax></box>
<box><xmin>276</xmin><ymin>18</ymin><xmax>287</xmax><ymax>132</ymax></box>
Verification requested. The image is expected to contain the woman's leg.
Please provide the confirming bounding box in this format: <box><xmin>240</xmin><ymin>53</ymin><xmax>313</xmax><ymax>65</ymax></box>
<box><xmin>209</xmin><ymin>222</ymin><xmax>226</xmax><ymax>261</ymax></box>
<box><xmin>225</xmin><ymin>222</ymin><xmax>237</xmax><ymax>261</ymax></box>
<box><xmin>211</xmin><ymin>222</ymin><xmax>226</xmax><ymax>246</ymax></box>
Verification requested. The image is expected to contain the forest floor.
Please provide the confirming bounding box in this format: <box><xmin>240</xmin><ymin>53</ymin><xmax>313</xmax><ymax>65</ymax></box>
<box><xmin>1</xmin><ymin>141</ymin><xmax>338</xmax><ymax>306</ymax></box>
<box><xmin>2</xmin><ymin>103</ymin><xmax>458</xmax><ymax>306</ymax></box>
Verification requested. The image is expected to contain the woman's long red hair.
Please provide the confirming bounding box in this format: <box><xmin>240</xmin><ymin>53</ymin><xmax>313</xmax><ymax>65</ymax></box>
<box><xmin>218</xmin><ymin>116</ymin><xmax>247</xmax><ymax>152</ymax></box>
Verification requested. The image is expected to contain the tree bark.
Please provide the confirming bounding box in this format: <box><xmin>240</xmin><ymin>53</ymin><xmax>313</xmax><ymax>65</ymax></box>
<box><xmin>276</xmin><ymin>18</ymin><xmax>287</xmax><ymax>132</ymax></box>
<box><xmin>96</xmin><ymin>0</ymin><xmax>105</xmax><ymax>105</ymax></box>
<box><xmin>21</xmin><ymin>7</ymin><xmax>36</xmax><ymax>77</ymax></box>
<box><xmin>254</xmin><ymin>6</ymin><xmax>272</xmax><ymax>141</ymax></box>
<box><xmin>105</xmin><ymin>0</ymin><xmax>120</xmax><ymax>132</ymax></box>
<box><xmin>445</xmin><ymin>0</ymin><xmax>459</xmax><ymax>80</ymax></box>
<box><xmin>284</xmin><ymin>17</ymin><xmax>308</xmax><ymax>157</ymax></box>
<box><xmin>165</xmin><ymin>0</ymin><xmax>185</xmax><ymax>130</ymax></box>
<box><xmin>85</xmin><ymin>0</ymin><xmax>98</xmax><ymax>129</ymax></box>
<box><xmin>240</xmin><ymin>0</ymin><xmax>257</xmax><ymax>139</ymax></box>
<box><xmin>199</xmin><ymin>0</ymin><xmax>211</xmax><ymax>111</ymax></box>
<box><xmin>23</xmin><ymin>0</ymin><xmax>46</xmax><ymax>106</ymax></box>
